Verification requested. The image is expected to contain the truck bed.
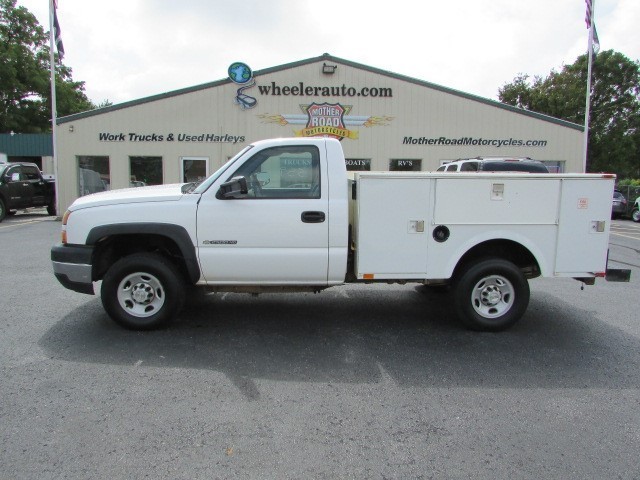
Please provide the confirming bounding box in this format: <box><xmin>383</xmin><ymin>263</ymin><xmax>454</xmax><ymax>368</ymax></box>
<box><xmin>351</xmin><ymin>172</ymin><xmax>615</xmax><ymax>281</ymax></box>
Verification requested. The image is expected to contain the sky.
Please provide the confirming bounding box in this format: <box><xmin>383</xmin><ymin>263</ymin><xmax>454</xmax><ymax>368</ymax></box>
<box><xmin>17</xmin><ymin>0</ymin><xmax>640</xmax><ymax>106</ymax></box>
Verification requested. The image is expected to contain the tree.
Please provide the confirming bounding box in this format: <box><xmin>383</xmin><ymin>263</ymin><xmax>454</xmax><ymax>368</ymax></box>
<box><xmin>0</xmin><ymin>0</ymin><xmax>98</xmax><ymax>133</ymax></box>
<box><xmin>499</xmin><ymin>50</ymin><xmax>640</xmax><ymax>178</ymax></box>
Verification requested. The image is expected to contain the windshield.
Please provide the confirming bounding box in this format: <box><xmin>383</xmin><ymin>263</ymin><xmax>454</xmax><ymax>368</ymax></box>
<box><xmin>191</xmin><ymin>145</ymin><xmax>254</xmax><ymax>194</ymax></box>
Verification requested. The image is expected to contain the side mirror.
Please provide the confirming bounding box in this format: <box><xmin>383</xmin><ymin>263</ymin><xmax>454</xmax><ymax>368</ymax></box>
<box><xmin>218</xmin><ymin>176</ymin><xmax>248</xmax><ymax>199</ymax></box>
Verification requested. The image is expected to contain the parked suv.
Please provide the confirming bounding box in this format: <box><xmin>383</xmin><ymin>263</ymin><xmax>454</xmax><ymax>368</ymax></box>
<box><xmin>0</xmin><ymin>162</ymin><xmax>56</xmax><ymax>221</ymax></box>
<box><xmin>612</xmin><ymin>190</ymin><xmax>627</xmax><ymax>219</ymax></box>
<box><xmin>437</xmin><ymin>157</ymin><xmax>550</xmax><ymax>173</ymax></box>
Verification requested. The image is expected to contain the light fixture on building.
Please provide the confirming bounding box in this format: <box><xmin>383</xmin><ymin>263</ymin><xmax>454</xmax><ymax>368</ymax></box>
<box><xmin>69</xmin><ymin>125</ymin><xmax>74</xmax><ymax>132</ymax></box>
<box><xmin>322</xmin><ymin>63</ymin><xmax>337</xmax><ymax>74</ymax></box>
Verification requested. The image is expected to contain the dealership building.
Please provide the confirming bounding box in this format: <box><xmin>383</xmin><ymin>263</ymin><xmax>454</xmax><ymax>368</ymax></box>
<box><xmin>54</xmin><ymin>53</ymin><xmax>584</xmax><ymax>212</ymax></box>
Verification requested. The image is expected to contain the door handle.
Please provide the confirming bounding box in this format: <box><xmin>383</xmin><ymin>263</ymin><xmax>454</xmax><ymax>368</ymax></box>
<box><xmin>301</xmin><ymin>211</ymin><xmax>325</xmax><ymax>223</ymax></box>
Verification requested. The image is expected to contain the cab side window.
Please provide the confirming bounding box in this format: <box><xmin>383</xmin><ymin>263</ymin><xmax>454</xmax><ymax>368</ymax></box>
<box><xmin>22</xmin><ymin>166</ymin><xmax>41</xmax><ymax>181</ymax></box>
<box><xmin>460</xmin><ymin>161</ymin><xmax>479</xmax><ymax>172</ymax></box>
<box><xmin>229</xmin><ymin>145</ymin><xmax>321</xmax><ymax>199</ymax></box>
<box><xmin>6</xmin><ymin>166</ymin><xmax>22</xmax><ymax>181</ymax></box>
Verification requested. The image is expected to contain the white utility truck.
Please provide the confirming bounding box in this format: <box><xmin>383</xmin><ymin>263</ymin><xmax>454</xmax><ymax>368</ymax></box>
<box><xmin>51</xmin><ymin>137</ymin><xmax>629</xmax><ymax>331</ymax></box>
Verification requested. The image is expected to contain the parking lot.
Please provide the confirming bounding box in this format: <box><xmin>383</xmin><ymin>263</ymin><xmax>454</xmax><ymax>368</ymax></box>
<box><xmin>1</xmin><ymin>212</ymin><xmax>640</xmax><ymax>479</ymax></box>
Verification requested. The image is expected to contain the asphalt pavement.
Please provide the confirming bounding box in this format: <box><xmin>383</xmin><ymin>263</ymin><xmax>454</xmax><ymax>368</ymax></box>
<box><xmin>1</xmin><ymin>212</ymin><xmax>639</xmax><ymax>479</ymax></box>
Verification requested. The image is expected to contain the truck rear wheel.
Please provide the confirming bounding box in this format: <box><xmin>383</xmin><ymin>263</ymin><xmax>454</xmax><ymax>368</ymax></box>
<box><xmin>101</xmin><ymin>253</ymin><xmax>185</xmax><ymax>330</ymax></box>
<box><xmin>0</xmin><ymin>198</ymin><xmax>6</xmax><ymax>222</ymax></box>
<box><xmin>453</xmin><ymin>258</ymin><xmax>529</xmax><ymax>331</ymax></box>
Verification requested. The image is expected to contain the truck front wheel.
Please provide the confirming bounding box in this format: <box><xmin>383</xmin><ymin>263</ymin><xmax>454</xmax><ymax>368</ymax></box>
<box><xmin>453</xmin><ymin>258</ymin><xmax>530</xmax><ymax>332</ymax></box>
<box><xmin>101</xmin><ymin>253</ymin><xmax>185</xmax><ymax>330</ymax></box>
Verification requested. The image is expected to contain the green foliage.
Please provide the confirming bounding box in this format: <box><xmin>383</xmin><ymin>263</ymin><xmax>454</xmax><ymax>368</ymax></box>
<box><xmin>0</xmin><ymin>0</ymin><xmax>98</xmax><ymax>133</ymax></box>
<box><xmin>618</xmin><ymin>178</ymin><xmax>640</xmax><ymax>187</ymax></box>
<box><xmin>499</xmin><ymin>50</ymin><xmax>640</xmax><ymax>179</ymax></box>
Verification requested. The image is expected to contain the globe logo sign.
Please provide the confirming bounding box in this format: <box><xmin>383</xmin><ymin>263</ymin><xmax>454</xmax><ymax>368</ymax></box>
<box><xmin>228</xmin><ymin>62</ymin><xmax>257</xmax><ymax>109</ymax></box>
<box><xmin>228</xmin><ymin>62</ymin><xmax>253</xmax><ymax>84</ymax></box>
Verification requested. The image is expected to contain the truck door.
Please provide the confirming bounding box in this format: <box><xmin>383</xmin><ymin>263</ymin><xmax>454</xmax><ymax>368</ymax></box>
<box><xmin>22</xmin><ymin>165</ymin><xmax>47</xmax><ymax>207</ymax></box>
<box><xmin>196</xmin><ymin>144</ymin><xmax>330</xmax><ymax>285</ymax></box>
<box><xmin>3</xmin><ymin>166</ymin><xmax>29</xmax><ymax>209</ymax></box>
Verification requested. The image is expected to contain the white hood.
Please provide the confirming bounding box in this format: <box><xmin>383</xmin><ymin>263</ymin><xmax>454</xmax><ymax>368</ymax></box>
<box><xmin>69</xmin><ymin>184</ymin><xmax>187</xmax><ymax>211</ymax></box>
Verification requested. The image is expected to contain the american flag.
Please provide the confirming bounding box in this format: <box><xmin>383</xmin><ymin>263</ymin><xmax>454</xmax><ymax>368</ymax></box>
<box><xmin>53</xmin><ymin>0</ymin><xmax>65</xmax><ymax>60</ymax></box>
<box><xmin>585</xmin><ymin>0</ymin><xmax>593</xmax><ymax>28</ymax></box>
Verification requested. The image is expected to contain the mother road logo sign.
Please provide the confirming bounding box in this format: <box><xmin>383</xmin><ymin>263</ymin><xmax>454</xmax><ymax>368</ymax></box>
<box><xmin>300</xmin><ymin>103</ymin><xmax>352</xmax><ymax>140</ymax></box>
<box><xmin>258</xmin><ymin>103</ymin><xmax>393</xmax><ymax>141</ymax></box>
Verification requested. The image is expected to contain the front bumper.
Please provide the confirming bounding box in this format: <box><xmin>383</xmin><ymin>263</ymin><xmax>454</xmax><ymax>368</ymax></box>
<box><xmin>51</xmin><ymin>243</ymin><xmax>95</xmax><ymax>295</ymax></box>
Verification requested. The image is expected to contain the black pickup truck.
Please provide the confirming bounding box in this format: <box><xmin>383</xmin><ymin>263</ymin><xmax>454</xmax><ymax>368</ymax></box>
<box><xmin>0</xmin><ymin>162</ymin><xmax>56</xmax><ymax>222</ymax></box>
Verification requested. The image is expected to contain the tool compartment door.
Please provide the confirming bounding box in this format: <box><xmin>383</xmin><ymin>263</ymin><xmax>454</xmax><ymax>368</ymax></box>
<box><xmin>555</xmin><ymin>178</ymin><xmax>613</xmax><ymax>275</ymax></box>
<box><xmin>355</xmin><ymin>176</ymin><xmax>430</xmax><ymax>278</ymax></box>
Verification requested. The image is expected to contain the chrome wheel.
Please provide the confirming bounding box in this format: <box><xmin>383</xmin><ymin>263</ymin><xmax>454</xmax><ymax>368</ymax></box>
<box><xmin>116</xmin><ymin>272</ymin><xmax>165</xmax><ymax>318</ymax></box>
<box><xmin>470</xmin><ymin>274</ymin><xmax>515</xmax><ymax>319</ymax></box>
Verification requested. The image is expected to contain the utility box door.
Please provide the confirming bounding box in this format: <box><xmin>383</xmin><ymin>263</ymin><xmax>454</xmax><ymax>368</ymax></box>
<box><xmin>355</xmin><ymin>176</ymin><xmax>430</xmax><ymax>278</ymax></box>
<box><xmin>555</xmin><ymin>178</ymin><xmax>613</xmax><ymax>274</ymax></box>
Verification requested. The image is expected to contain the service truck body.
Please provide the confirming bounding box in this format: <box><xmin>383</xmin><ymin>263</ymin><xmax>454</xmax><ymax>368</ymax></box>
<box><xmin>51</xmin><ymin>137</ymin><xmax>628</xmax><ymax>331</ymax></box>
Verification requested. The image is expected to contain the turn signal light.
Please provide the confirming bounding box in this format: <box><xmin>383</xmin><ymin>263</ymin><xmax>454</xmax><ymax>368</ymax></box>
<box><xmin>61</xmin><ymin>210</ymin><xmax>70</xmax><ymax>244</ymax></box>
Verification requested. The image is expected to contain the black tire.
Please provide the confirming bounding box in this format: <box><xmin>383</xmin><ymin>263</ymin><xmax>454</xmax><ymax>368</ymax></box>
<box><xmin>632</xmin><ymin>208</ymin><xmax>640</xmax><ymax>223</ymax></box>
<box><xmin>47</xmin><ymin>202</ymin><xmax>56</xmax><ymax>216</ymax></box>
<box><xmin>100</xmin><ymin>252</ymin><xmax>186</xmax><ymax>330</ymax></box>
<box><xmin>0</xmin><ymin>198</ymin><xmax>6</xmax><ymax>222</ymax></box>
<box><xmin>453</xmin><ymin>258</ymin><xmax>530</xmax><ymax>332</ymax></box>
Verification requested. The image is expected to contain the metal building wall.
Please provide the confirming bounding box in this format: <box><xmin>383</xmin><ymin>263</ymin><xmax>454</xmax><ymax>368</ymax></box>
<box><xmin>55</xmin><ymin>55</ymin><xmax>583</xmax><ymax>212</ymax></box>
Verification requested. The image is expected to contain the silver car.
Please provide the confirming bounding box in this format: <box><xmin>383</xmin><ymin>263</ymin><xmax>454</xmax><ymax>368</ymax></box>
<box><xmin>612</xmin><ymin>190</ymin><xmax>627</xmax><ymax>219</ymax></box>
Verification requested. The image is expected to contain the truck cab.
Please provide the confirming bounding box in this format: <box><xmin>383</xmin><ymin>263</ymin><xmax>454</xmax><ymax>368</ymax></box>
<box><xmin>193</xmin><ymin>137</ymin><xmax>349</xmax><ymax>286</ymax></box>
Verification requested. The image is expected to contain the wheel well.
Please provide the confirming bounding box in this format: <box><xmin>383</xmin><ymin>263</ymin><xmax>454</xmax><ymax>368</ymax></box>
<box><xmin>92</xmin><ymin>234</ymin><xmax>192</xmax><ymax>283</ymax></box>
<box><xmin>452</xmin><ymin>239</ymin><xmax>540</xmax><ymax>281</ymax></box>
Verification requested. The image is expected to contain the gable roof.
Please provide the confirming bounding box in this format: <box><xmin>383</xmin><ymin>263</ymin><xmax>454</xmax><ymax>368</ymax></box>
<box><xmin>58</xmin><ymin>53</ymin><xmax>583</xmax><ymax>131</ymax></box>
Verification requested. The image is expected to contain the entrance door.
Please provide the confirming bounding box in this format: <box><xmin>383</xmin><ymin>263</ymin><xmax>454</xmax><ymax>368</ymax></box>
<box><xmin>196</xmin><ymin>144</ymin><xmax>329</xmax><ymax>285</ymax></box>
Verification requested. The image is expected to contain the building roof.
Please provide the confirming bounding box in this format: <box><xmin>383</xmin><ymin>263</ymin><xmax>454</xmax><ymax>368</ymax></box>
<box><xmin>0</xmin><ymin>133</ymin><xmax>53</xmax><ymax>156</ymax></box>
<box><xmin>58</xmin><ymin>53</ymin><xmax>583</xmax><ymax>131</ymax></box>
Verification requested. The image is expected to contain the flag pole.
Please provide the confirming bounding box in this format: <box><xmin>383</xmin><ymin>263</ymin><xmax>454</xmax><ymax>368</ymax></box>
<box><xmin>48</xmin><ymin>0</ymin><xmax>60</xmax><ymax>216</ymax></box>
<box><xmin>583</xmin><ymin>0</ymin><xmax>595</xmax><ymax>173</ymax></box>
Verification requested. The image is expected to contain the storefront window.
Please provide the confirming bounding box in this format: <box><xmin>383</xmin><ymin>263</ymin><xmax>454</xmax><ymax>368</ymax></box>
<box><xmin>77</xmin><ymin>156</ymin><xmax>109</xmax><ymax>196</ymax></box>
<box><xmin>390</xmin><ymin>159</ymin><xmax>422</xmax><ymax>171</ymax></box>
<box><xmin>129</xmin><ymin>156</ymin><xmax>163</xmax><ymax>187</ymax></box>
<box><xmin>181</xmin><ymin>157</ymin><xmax>208</xmax><ymax>183</ymax></box>
<box><xmin>345</xmin><ymin>159</ymin><xmax>371</xmax><ymax>171</ymax></box>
